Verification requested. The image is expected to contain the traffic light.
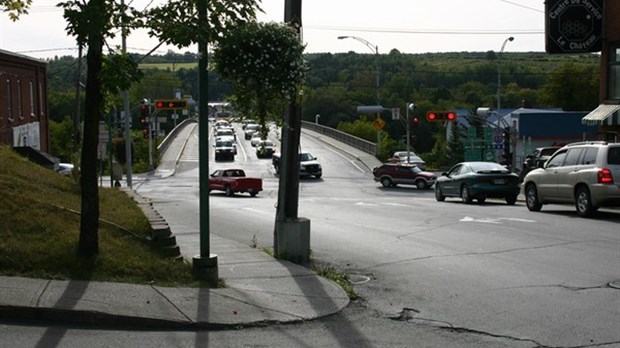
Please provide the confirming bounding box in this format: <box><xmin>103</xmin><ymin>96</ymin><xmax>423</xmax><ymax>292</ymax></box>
<box><xmin>412</xmin><ymin>117</ymin><xmax>420</xmax><ymax>126</ymax></box>
<box><xmin>154</xmin><ymin>99</ymin><xmax>188</xmax><ymax>110</ymax></box>
<box><xmin>142</xmin><ymin>129</ymin><xmax>150</xmax><ymax>139</ymax></box>
<box><xmin>426</xmin><ymin>111</ymin><xmax>456</xmax><ymax>122</ymax></box>
<box><xmin>139</xmin><ymin>104</ymin><xmax>149</xmax><ymax>129</ymax></box>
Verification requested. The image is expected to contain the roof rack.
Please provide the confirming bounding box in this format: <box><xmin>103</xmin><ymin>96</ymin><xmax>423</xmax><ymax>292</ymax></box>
<box><xmin>565</xmin><ymin>141</ymin><xmax>608</xmax><ymax>147</ymax></box>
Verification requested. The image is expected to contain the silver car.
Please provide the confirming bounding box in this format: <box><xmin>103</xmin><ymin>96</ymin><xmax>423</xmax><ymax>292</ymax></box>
<box><xmin>522</xmin><ymin>141</ymin><xmax>620</xmax><ymax>217</ymax></box>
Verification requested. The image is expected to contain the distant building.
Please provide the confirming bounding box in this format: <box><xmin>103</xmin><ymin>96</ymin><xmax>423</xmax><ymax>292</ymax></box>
<box><xmin>0</xmin><ymin>49</ymin><xmax>50</xmax><ymax>153</ymax></box>
<box><xmin>581</xmin><ymin>0</ymin><xmax>620</xmax><ymax>141</ymax></box>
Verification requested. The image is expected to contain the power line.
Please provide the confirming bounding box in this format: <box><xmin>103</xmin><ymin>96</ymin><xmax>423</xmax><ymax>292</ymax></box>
<box><xmin>306</xmin><ymin>25</ymin><xmax>543</xmax><ymax>35</ymax></box>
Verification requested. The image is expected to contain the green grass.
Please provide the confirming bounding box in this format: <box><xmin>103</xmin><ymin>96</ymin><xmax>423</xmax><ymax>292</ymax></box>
<box><xmin>0</xmin><ymin>146</ymin><xmax>203</xmax><ymax>287</ymax></box>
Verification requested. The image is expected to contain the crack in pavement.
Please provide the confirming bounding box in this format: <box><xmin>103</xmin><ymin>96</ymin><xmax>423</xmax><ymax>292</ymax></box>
<box><xmin>365</xmin><ymin>240</ymin><xmax>597</xmax><ymax>270</ymax></box>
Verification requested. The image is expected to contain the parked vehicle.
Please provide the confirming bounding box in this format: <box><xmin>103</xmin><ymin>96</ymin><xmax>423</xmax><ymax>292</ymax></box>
<box><xmin>214</xmin><ymin>139</ymin><xmax>236</xmax><ymax>161</ymax></box>
<box><xmin>208</xmin><ymin>169</ymin><xmax>263</xmax><ymax>197</ymax></box>
<box><xmin>522</xmin><ymin>141</ymin><xmax>620</xmax><ymax>217</ymax></box>
<box><xmin>272</xmin><ymin>152</ymin><xmax>322</xmax><ymax>178</ymax></box>
<box><xmin>435</xmin><ymin>161</ymin><xmax>520</xmax><ymax>204</ymax></box>
<box><xmin>373</xmin><ymin>163</ymin><xmax>436</xmax><ymax>189</ymax></box>
<box><xmin>256</xmin><ymin>140</ymin><xmax>275</xmax><ymax>158</ymax></box>
<box><xmin>519</xmin><ymin>146</ymin><xmax>560</xmax><ymax>181</ymax></box>
<box><xmin>56</xmin><ymin>163</ymin><xmax>74</xmax><ymax>176</ymax></box>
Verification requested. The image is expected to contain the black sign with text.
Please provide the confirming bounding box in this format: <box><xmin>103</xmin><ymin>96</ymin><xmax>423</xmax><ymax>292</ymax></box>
<box><xmin>545</xmin><ymin>0</ymin><xmax>603</xmax><ymax>54</ymax></box>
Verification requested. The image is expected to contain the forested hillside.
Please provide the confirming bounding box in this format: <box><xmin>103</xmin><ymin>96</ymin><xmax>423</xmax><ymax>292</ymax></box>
<box><xmin>45</xmin><ymin>50</ymin><xmax>600</xmax><ymax>158</ymax></box>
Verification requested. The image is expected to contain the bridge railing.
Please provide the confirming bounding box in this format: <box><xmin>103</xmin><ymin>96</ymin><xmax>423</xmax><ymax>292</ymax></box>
<box><xmin>301</xmin><ymin>121</ymin><xmax>377</xmax><ymax>156</ymax></box>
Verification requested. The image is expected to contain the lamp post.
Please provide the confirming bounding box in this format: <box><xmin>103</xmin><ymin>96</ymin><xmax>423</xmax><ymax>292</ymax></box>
<box><xmin>338</xmin><ymin>36</ymin><xmax>379</xmax><ymax>105</ymax></box>
<box><xmin>497</xmin><ymin>36</ymin><xmax>514</xmax><ymax>112</ymax></box>
<box><xmin>338</xmin><ymin>35</ymin><xmax>381</xmax><ymax>154</ymax></box>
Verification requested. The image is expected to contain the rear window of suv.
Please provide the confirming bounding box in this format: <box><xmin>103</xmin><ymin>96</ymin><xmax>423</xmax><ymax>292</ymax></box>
<box><xmin>608</xmin><ymin>147</ymin><xmax>620</xmax><ymax>165</ymax></box>
<box><xmin>581</xmin><ymin>147</ymin><xmax>598</xmax><ymax>165</ymax></box>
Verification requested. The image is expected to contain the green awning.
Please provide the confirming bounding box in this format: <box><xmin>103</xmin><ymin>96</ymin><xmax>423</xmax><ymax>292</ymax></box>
<box><xmin>581</xmin><ymin>104</ymin><xmax>620</xmax><ymax>126</ymax></box>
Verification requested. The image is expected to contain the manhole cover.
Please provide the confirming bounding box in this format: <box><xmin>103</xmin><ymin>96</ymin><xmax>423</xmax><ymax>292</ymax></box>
<box><xmin>349</xmin><ymin>274</ymin><xmax>371</xmax><ymax>285</ymax></box>
<box><xmin>609</xmin><ymin>280</ymin><xmax>620</xmax><ymax>289</ymax></box>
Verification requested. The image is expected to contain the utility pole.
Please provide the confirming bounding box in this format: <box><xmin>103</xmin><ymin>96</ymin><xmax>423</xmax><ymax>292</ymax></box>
<box><xmin>274</xmin><ymin>0</ymin><xmax>309</xmax><ymax>264</ymax></box>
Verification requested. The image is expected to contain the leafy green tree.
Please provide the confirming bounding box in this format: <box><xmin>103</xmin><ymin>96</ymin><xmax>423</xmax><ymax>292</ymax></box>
<box><xmin>540</xmin><ymin>63</ymin><xmax>600</xmax><ymax>111</ymax></box>
<box><xmin>49</xmin><ymin>116</ymin><xmax>74</xmax><ymax>162</ymax></box>
<box><xmin>212</xmin><ymin>21</ymin><xmax>307</xmax><ymax>137</ymax></box>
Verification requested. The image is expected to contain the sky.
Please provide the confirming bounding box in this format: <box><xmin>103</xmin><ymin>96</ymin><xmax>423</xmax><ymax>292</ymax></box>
<box><xmin>0</xmin><ymin>0</ymin><xmax>545</xmax><ymax>60</ymax></box>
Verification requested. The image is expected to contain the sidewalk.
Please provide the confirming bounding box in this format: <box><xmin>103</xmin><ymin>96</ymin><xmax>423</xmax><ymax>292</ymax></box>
<box><xmin>0</xmin><ymin>123</ymin><xmax>350</xmax><ymax>329</ymax></box>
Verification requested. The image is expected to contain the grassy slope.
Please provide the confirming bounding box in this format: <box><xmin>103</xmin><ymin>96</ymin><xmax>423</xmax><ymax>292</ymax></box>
<box><xmin>0</xmin><ymin>146</ymin><xmax>199</xmax><ymax>286</ymax></box>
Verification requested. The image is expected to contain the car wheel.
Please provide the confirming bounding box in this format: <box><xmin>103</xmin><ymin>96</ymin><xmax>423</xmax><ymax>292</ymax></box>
<box><xmin>435</xmin><ymin>184</ymin><xmax>445</xmax><ymax>201</ymax></box>
<box><xmin>250</xmin><ymin>192</ymin><xmax>257</xmax><ymax>197</ymax></box>
<box><xmin>225</xmin><ymin>186</ymin><xmax>234</xmax><ymax>197</ymax></box>
<box><xmin>525</xmin><ymin>184</ymin><xmax>542</xmax><ymax>211</ymax></box>
<box><xmin>415</xmin><ymin>180</ymin><xmax>428</xmax><ymax>190</ymax></box>
<box><xmin>381</xmin><ymin>177</ymin><xmax>392</xmax><ymax>188</ymax></box>
<box><xmin>315</xmin><ymin>174</ymin><xmax>322</xmax><ymax>179</ymax></box>
<box><xmin>461</xmin><ymin>185</ymin><xmax>472</xmax><ymax>204</ymax></box>
<box><xmin>575</xmin><ymin>186</ymin><xmax>597</xmax><ymax>218</ymax></box>
<box><xmin>505</xmin><ymin>195</ymin><xmax>517</xmax><ymax>205</ymax></box>
<box><xmin>477</xmin><ymin>197</ymin><xmax>486</xmax><ymax>204</ymax></box>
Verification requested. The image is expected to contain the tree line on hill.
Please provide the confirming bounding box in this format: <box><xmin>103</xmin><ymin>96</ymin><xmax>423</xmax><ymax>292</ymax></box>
<box><xmin>46</xmin><ymin>50</ymin><xmax>600</xmax><ymax>163</ymax></box>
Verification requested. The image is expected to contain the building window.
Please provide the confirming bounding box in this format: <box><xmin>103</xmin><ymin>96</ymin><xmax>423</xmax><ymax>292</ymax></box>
<box><xmin>6</xmin><ymin>79</ymin><xmax>13</xmax><ymax>122</ymax></box>
<box><xmin>609</xmin><ymin>43</ymin><xmax>620</xmax><ymax>100</ymax></box>
<box><xmin>29</xmin><ymin>81</ymin><xmax>35</xmax><ymax>118</ymax></box>
<box><xmin>17</xmin><ymin>80</ymin><xmax>23</xmax><ymax>119</ymax></box>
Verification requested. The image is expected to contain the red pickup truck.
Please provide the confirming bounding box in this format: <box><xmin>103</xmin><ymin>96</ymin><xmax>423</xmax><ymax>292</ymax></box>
<box><xmin>208</xmin><ymin>169</ymin><xmax>263</xmax><ymax>197</ymax></box>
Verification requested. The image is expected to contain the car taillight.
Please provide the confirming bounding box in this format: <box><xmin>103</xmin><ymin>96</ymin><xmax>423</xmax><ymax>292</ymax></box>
<box><xmin>597</xmin><ymin>168</ymin><xmax>614</xmax><ymax>184</ymax></box>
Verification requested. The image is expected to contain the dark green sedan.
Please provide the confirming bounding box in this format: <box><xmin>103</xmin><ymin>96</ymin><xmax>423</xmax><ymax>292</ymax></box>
<box><xmin>435</xmin><ymin>161</ymin><xmax>520</xmax><ymax>205</ymax></box>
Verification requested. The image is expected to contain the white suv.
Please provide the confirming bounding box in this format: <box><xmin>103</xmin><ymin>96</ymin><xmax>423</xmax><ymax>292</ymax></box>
<box><xmin>522</xmin><ymin>141</ymin><xmax>620</xmax><ymax>217</ymax></box>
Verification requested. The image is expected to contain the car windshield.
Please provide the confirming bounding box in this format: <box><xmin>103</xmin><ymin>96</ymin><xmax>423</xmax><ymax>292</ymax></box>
<box><xmin>299</xmin><ymin>153</ymin><xmax>313</xmax><ymax>161</ymax></box>
<box><xmin>470</xmin><ymin>162</ymin><xmax>509</xmax><ymax>173</ymax></box>
<box><xmin>608</xmin><ymin>146</ymin><xmax>620</xmax><ymax>164</ymax></box>
<box><xmin>410</xmin><ymin>166</ymin><xmax>422</xmax><ymax>173</ymax></box>
<box><xmin>216</xmin><ymin>141</ymin><xmax>233</xmax><ymax>147</ymax></box>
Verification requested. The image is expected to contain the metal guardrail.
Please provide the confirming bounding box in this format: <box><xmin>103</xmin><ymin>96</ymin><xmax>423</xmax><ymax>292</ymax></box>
<box><xmin>157</xmin><ymin>118</ymin><xmax>197</xmax><ymax>155</ymax></box>
<box><xmin>301</xmin><ymin>121</ymin><xmax>377</xmax><ymax>156</ymax></box>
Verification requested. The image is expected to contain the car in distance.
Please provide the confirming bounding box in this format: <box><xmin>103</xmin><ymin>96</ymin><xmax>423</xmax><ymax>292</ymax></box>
<box><xmin>519</xmin><ymin>146</ymin><xmax>560</xmax><ymax>181</ymax></box>
<box><xmin>272</xmin><ymin>152</ymin><xmax>322</xmax><ymax>178</ymax></box>
<box><xmin>256</xmin><ymin>140</ymin><xmax>275</xmax><ymax>158</ymax></box>
<box><xmin>435</xmin><ymin>161</ymin><xmax>520</xmax><ymax>204</ymax></box>
<box><xmin>391</xmin><ymin>151</ymin><xmax>427</xmax><ymax>170</ymax></box>
<box><xmin>373</xmin><ymin>163</ymin><xmax>436</xmax><ymax>189</ymax></box>
<box><xmin>522</xmin><ymin>141</ymin><xmax>620</xmax><ymax>217</ymax></box>
<box><xmin>214</xmin><ymin>139</ymin><xmax>236</xmax><ymax>161</ymax></box>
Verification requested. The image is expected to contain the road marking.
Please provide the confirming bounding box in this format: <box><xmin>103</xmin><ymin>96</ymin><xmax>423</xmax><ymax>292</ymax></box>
<box><xmin>460</xmin><ymin>216</ymin><xmax>536</xmax><ymax>224</ymax></box>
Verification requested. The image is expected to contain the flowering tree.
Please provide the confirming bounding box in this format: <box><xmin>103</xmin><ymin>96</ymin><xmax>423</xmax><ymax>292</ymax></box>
<box><xmin>212</xmin><ymin>21</ymin><xmax>307</xmax><ymax>139</ymax></box>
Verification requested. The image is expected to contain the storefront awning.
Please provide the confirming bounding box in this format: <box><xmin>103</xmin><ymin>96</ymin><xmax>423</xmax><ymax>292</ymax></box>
<box><xmin>581</xmin><ymin>104</ymin><xmax>620</xmax><ymax>126</ymax></box>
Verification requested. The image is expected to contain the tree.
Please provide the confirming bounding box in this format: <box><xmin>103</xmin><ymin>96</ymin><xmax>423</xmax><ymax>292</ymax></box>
<box><xmin>5</xmin><ymin>0</ymin><xmax>259</xmax><ymax>257</ymax></box>
<box><xmin>211</xmin><ymin>21</ymin><xmax>307</xmax><ymax>136</ymax></box>
<box><xmin>541</xmin><ymin>63</ymin><xmax>600</xmax><ymax>111</ymax></box>
<box><xmin>0</xmin><ymin>0</ymin><xmax>31</xmax><ymax>20</ymax></box>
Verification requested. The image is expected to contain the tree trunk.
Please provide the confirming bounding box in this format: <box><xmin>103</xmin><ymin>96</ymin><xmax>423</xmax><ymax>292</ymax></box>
<box><xmin>78</xmin><ymin>0</ymin><xmax>106</xmax><ymax>257</ymax></box>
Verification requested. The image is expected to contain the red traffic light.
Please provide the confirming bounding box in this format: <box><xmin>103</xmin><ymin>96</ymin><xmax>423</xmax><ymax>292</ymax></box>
<box><xmin>412</xmin><ymin>117</ymin><xmax>420</xmax><ymax>125</ymax></box>
<box><xmin>426</xmin><ymin>110</ymin><xmax>457</xmax><ymax>122</ymax></box>
<box><xmin>154</xmin><ymin>99</ymin><xmax>188</xmax><ymax>110</ymax></box>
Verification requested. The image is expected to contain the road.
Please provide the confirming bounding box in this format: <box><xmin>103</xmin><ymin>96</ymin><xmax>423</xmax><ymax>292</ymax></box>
<box><xmin>5</xmin><ymin>122</ymin><xmax>615</xmax><ymax>347</ymax></box>
<box><xmin>128</xmin><ymin>121</ymin><xmax>620</xmax><ymax>347</ymax></box>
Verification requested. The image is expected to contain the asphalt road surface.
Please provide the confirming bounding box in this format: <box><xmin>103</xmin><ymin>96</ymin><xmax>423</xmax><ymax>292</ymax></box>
<box><xmin>132</xmin><ymin>121</ymin><xmax>620</xmax><ymax>348</ymax></box>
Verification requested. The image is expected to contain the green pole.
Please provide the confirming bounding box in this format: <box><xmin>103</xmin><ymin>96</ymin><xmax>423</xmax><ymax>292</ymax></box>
<box><xmin>193</xmin><ymin>0</ymin><xmax>218</xmax><ymax>282</ymax></box>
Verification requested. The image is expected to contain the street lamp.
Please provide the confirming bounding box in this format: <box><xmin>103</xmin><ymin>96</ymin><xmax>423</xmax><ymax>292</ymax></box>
<box><xmin>337</xmin><ymin>36</ymin><xmax>380</xmax><ymax>105</ymax></box>
<box><xmin>497</xmin><ymin>36</ymin><xmax>514</xmax><ymax>113</ymax></box>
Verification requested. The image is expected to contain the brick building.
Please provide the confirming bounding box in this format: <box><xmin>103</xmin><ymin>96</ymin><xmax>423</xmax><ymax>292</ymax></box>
<box><xmin>0</xmin><ymin>49</ymin><xmax>50</xmax><ymax>153</ymax></box>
